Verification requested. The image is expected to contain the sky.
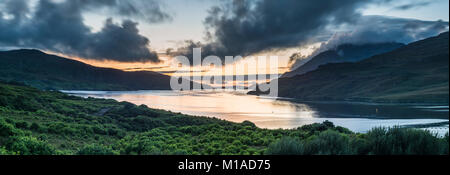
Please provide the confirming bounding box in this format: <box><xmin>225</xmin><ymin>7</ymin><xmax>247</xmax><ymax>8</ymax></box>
<box><xmin>0</xmin><ymin>0</ymin><xmax>449</xmax><ymax>76</ymax></box>
<box><xmin>363</xmin><ymin>0</ymin><xmax>449</xmax><ymax>21</ymax></box>
<box><xmin>83</xmin><ymin>0</ymin><xmax>220</xmax><ymax>52</ymax></box>
<box><xmin>83</xmin><ymin>0</ymin><xmax>450</xmax><ymax>52</ymax></box>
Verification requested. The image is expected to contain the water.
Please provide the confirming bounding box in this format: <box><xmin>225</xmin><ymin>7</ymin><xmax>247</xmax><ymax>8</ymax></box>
<box><xmin>62</xmin><ymin>90</ymin><xmax>449</xmax><ymax>136</ymax></box>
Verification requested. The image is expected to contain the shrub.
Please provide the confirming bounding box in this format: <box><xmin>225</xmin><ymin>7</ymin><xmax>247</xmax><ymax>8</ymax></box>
<box><xmin>443</xmin><ymin>133</ymin><xmax>449</xmax><ymax>155</ymax></box>
<box><xmin>303</xmin><ymin>130</ymin><xmax>352</xmax><ymax>155</ymax></box>
<box><xmin>265</xmin><ymin>137</ymin><xmax>304</xmax><ymax>155</ymax></box>
<box><xmin>0</xmin><ymin>96</ymin><xmax>8</xmax><ymax>107</ymax></box>
<box><xmin>6</xmin><ymin>136</ymin><xmax>55</xmax><ymax>155</ymax></box>
<box><xmin>173</xmin><ymin>149</ymin><xmax>188</xmax><ymax>155</ymax></box>
<box><xmin>15</xmin><ymin>121</ymin><xmax>30</xmax><ymax>129</ymax></box>
<box><xmin>299</xmin><ymin>121</ymin><xmax>335</xmax><ymax>133</ymax></box>
<box><xmin>30</xmin><ymin>122</ymin><xmax>41</xmax><ymax>131</ymax></box>
<box><xmin>12</xmin><ymin>96</ymin><xmax>41</xmax><ymax>112</ymax></box>
<box><xmin>0</xmin><ymin>147</ymin><xmax>15</xmax><ymax>155</ymax></box>
<box><xmin>366</xmin><ymin>127</ymin><xmax>444</xmax><ymax>155</ymax></box>
<box><xmin>92</xmin><ymin>126</ymin><xmax>107</xmax><ymax>135</ymax></box>
<box><xmin>77</xmin><ymin>144</ymin><xmax>118</xmax><ymax>155</ymax></box>
<box><xmin>349</xmin><ymin>135</ymin><xmax>370</xmax><ymax>155</ymax></box>
<box><xmin>132</xmin><ymin>116</ymin><xmax>167</xmax><ymax>131</ymax></box>
<box><xmin>241</xmin><ymin>121</ymin><xmax>257</xmax><ymax>128</ymax></box>
<box><xmin>0</xmin><ymin>119</ymin><xmax>23</xmax><ymax>137</ymax></box>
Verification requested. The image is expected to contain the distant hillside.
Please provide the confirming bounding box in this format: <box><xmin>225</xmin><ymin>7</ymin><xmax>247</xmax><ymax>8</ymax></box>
<box><xmin>275</xmin><ymin>32</ymin><xmax>449</xmax><ymax>103</ymax></box>
<box><xmin>283</xmin><ymin>43</ymin><xmax>405</xmax><ymax>78</ymax></box>
<box><xmin>0</xmin><ymin>49</ymin><xmax>172</xmax><ymax>90</ymax></box>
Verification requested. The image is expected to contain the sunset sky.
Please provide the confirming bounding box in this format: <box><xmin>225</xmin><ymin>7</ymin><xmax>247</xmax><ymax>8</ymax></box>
<box><xmin>1</xmin><ymin>0</ymin><xmax>449</xmax><ymax>76</ymax></box>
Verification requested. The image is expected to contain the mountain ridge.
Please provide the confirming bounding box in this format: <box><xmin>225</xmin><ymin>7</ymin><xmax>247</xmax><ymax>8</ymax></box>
<box><xmin>274</xmin><ymin>32</ymin><xmax>449</xmax><ymax>103</ymax></box>
<box><xmin>283</xmin><ymin>42</ymin><xmax>405</xmax><ymax>78</ymax></box>
<box><xmin>0</xmin><ymin>49</ymin><xmax>172</xmax><ymax>90</ymax></box>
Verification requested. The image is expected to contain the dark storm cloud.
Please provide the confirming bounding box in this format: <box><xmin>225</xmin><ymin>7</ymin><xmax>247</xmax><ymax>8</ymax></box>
<box><xmin>1</xmin><ymin>0</ymin><xmax>29</xmax><ymax>21</ymax></box>
<box><xmin>69</xmin><ymin>0</ymin><xmax>172</xmax><ymax>23</ymax></box>
<box><xmin>168</xmin><ymin>0</ymin><xmax>391</xmax><ymax>64</ymax></box>
<box><xmin>0</xmin><ymin>0</ymin><xmax>170</xmax><ymax>62</ymax></box>
<box><xmin>112</xmin><ymin>0</ymin><xmax>172</xmax><ymax>23</ymax></box>
<box><xmin>289</xmin><ymin>16</ymin><xmax>449</xmax><ymax>70</ymax></box>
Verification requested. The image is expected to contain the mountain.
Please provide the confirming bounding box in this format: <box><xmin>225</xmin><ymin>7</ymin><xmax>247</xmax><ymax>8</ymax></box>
<box><xmin>274</xmin><ymin>32</ymin><xmax>449</xmax><ymax>103</ymax></box>
<box><xmin>0</xmin><ymin>49</ymin><xmax>172</xmax><ymax>90</ymax></box>
<box><xmin>283</xmin><ymin>43</ymin><xmax>405</xmax><ymax>78</ymax></box>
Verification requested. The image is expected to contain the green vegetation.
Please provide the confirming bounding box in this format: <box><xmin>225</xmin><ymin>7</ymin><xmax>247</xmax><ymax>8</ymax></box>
<box><xmin>0</xmin><ymin>82</ymin><xmax>448</xmax><ymax>155</ymax></box>
<box><xmin>275</xmin><ymin>32</ymin><xmax>449</xmax><ymax>103</ymax></box>
<box><xmin>267</xmin><ymin>127</ymin><xmax>449</xmax><ymax>155</ymax></box>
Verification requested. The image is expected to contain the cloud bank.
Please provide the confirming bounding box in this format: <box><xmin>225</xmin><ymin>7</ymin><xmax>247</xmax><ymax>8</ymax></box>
<box><xmin>392</xmin><ymin>0</ymin><xmax>435</xmax><ymax>10</ymax></box>
<box><xmin>169</xmin><ymin>0</ymin><xmax>448</xmax><ymax>67</ymax></box>
<box><xmin>0</xmin><ymin>0</ymin><xmax>170</xmax><ymax>62</ymax></box>
<box><xmin>289</xmin><ymin>16</ymin><xmax>449</xmax><ymax>70</ymax></box>
<box><xmin>168</xmin><ymin>0</ymin><xmax>392</xmax><ymax>64</ymax></box>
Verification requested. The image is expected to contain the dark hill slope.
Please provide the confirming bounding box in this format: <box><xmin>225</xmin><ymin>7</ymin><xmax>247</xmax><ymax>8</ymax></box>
<box><xmin>0</xmin><ymin>49</ymin><xmax>172</xmax><ymax>90</ymax></box>
<box><xmin>283</xmin><ymin>43</ymin><xmax>405</xmax><ymax>78</ymax></box>
<box><xmin>276</xmin><ymin>32</ymin><xmax>449</xmax><ymax>103</ymax></box>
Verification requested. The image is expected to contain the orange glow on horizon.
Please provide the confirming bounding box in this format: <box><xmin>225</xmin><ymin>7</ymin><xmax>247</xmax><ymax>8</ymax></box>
<box><xmin>44</xmin><ymin>51</ymin><xmax>174</xmax><ymax>75</ymax></box>
<box><xmin>42</xmin><ymin>51</ymin><xmax>291</xmax><ymax>77</ymax></box>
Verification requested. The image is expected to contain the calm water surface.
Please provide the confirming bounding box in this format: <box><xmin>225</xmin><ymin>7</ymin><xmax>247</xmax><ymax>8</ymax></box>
<box><xmin>63</xmin><ymin>90</ymin><xmax>449</xmax><ymax>135</ymax></box>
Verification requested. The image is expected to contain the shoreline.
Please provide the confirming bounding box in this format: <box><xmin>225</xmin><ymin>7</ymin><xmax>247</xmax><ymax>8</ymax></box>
<box><xmin>62</xmin><ymin>89</ymin><xmax>450</xmax><ymax>106</ymax></box>
<box><xmin>61</xmin><ymin>90</ymin><xmax>449</xmax><ymax>135</ymax></box>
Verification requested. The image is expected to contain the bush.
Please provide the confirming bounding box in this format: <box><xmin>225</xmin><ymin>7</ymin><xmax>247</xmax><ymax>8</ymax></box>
<box><xmin>30</xmin><ymin>122</ymin><xmax>41</xmax><ymax>131</ymax></box>
<box><xmin>241</xmin><ymin>121</ymin><xmax>257</xmax><ymax>128</ymax></box>
<box><xmin>0</xmin><ymin>147</ymin><xmax>15</xmax><ymax>155</ymax></box>
<box><xmin>349</xmin><ymin>135</ymin><xmax>370</xmax><ymax>155</ymax></box>
<box><xmin>12</xmin><ymin>96</ymin><xmax>41</xmax><ymax>112</ymax></box>
<box><xmin>443</xmin><ymin>133</ymin><xmax>449</xmax><ymax>155</ymax></box>
<box><xmin>298</xmin><ymin>121</ymin><xmax>336</xmax><ymax>133</ymax></box>
<box><xmin>0</xmin><ymin>119</ymin><xmax>23</xmax><ymax>137</ymax></box>
<box><xmin>173</xmin><ymin>149</ymin><xmax>188</xmax><ymax>155</ymax></box>
<box><xmin>77</xmin><ymin>144</ymin><xmax>118</xmax><ymax>155</ymax></box>
<box><xmin>15</xmin><ymin>121</ymin><xmax>30</xmax><ymax>129</ymax></box>
<box><xmin>366</xmin><ymin>127</ymin><xmax>444</xmax><ymax>155</ymax></box>
<box><xmin>0</xmin><ymin>96</ymin><xmax>8</xmax><ymax>107</ymax></box>
<box><xmin>303</xmin><ymin>130</ymin><xmax>351</xmax><ymax>155</ymax></box>
<box><xmin>6</xmin><ymin>136</ymin><xmax>55</xmax><ymax>155</ymax></box>
<box><xmin>265</xmin><ymin>137</ymin><xmax>304</xmax><ymax>155</ymax></box>
<box><xmin>132</xmin><ymin>116</ymin><xmax>167</xmax><ymax>131</ymax></box>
